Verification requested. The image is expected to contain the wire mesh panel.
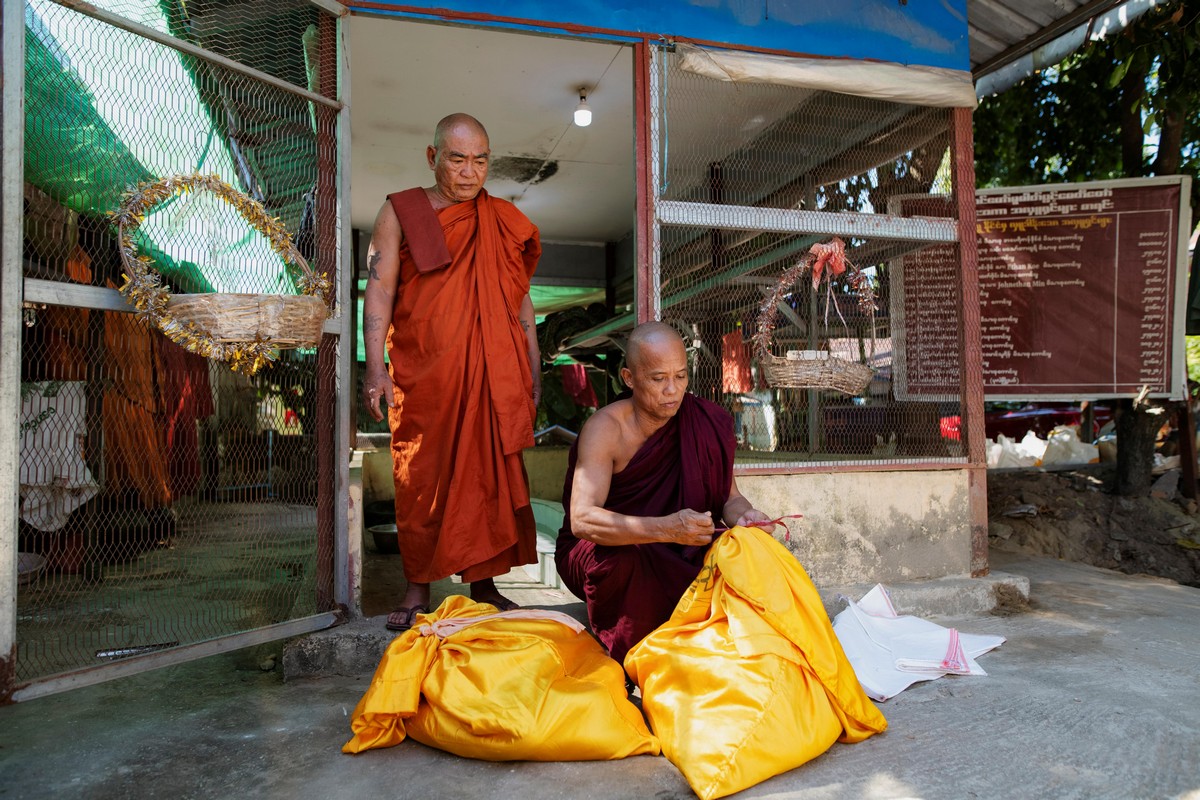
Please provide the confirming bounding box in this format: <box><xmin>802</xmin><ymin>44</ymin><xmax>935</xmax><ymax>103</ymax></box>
<box><xmin>17</xmin><ymin>0</ymin><xmax>341</xmax><ymax>685</ymax></box>
<box><xmin>29</xmin><ymin>0</ymin><xmax>332</xmax><ymax>105</ymax></box>
<box><xmin>18</xmin><ymin>324</ymin><xmax>322</xmax><ymax>680</ymax></box>
<box><xmin>651</xmin><ymin>44</ymin><xmax>967</xmax><ymax>467</ymax></box>
<box><xmin>24</xmin><ymin>0</ymin><xmax>335</xmax><ymax>290</ymax></box>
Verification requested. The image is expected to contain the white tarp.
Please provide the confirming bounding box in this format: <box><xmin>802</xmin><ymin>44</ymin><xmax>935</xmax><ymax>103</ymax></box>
<box><xmin>19</xmin><ymin>381</ymin><xmax>99</xmax><ymax>532</ymax></box>
<box><xmin>677</xmin><ymin>43</ymin><xmax>978</xmax><ymax>109</ymax></box>
<box><xmin>833</xmin><ymin>584</ymin><xmax>1006</xmax><ymax>701</ymax></box>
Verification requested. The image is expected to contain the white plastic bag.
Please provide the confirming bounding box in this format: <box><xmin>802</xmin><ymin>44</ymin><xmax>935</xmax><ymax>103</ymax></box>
<box><xmin>1041</xmin><ymin>426</ymin><xmax>1099</xmax><ymax>466</ymax></box>
<box><xmin>987</xmin><ymin>434</ymin><xmax>1038</xmax><ymax>469</ymax></box>
<box><xmin>1018</xmin><ymin>430</ymin><xmax>1047</xmax><ymax>465</ymax></box>
<box><xmin>832</xmin><ymin>584</ymin><xmax>1006</xmax><ymax>701</ymax></box>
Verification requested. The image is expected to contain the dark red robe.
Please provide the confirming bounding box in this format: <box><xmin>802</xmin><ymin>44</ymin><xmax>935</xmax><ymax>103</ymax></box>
<box><xmin>555</xmin><ymin>393</ymin><xmax>736</xmax><ymax>665</ymax></box>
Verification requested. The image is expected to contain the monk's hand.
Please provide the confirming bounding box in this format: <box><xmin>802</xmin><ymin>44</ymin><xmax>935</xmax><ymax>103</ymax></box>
<box><xmin>735</xmin><ymin>508</ymin><xmax>776</xmax><ymax>533</ymax></box>
<box><xmin>673</xmin><ymin>509</ymin><xmax>716</xmax><ymax>546</ymax></box>
<box><xmin>362</xmin><ymin>369</ymin><xmax>394</xmax><ymax>423</ymax></box>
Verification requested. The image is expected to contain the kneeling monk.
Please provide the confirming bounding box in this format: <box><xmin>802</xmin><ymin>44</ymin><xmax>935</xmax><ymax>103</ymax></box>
<box><xmin>556</xmin><ymin>321</ymin><xmax>775</xmax><ymax>665</ymax></box>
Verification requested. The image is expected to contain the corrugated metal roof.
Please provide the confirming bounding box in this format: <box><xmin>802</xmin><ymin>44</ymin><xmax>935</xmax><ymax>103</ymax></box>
<box><xmin>970</xmin><ymin>0</ymin><xmax>1144</xmax><ymax>77</ymax></box>
<box><xmin>969</xmin><ymin>0</ymin><xmax>1173</xmax><ymax>97</ymax></box>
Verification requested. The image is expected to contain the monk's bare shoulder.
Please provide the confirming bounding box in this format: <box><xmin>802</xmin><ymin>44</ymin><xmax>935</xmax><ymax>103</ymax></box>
<box><xmin>577</xmin><ymin>400</ymin><xmax>632</xmax><ymax>459</ymax></box>
<box><xmin>372</xmin><ymin>199</ymin><xmax>405</xmax><ymax>246</ymax></box>
<box><xmin>589</xmin><ymin>399</ymin><xmax>633</xmax><ymax>427</ymax></box>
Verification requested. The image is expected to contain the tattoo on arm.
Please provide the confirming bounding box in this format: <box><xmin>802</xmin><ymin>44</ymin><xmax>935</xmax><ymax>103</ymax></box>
<box><xmin>364</xmin><ymin>314</ymin><xmax>384</xmax><ymax>334</ymax></box>
<box><xmin>367</xmin><ymin>252</ymin><xmax>382</xmax><ymax>281</ymax></box>
<box><xmin>520</xmin><ymin>319</ymin><xmax>531</xmax><ymax>333</ymax></box>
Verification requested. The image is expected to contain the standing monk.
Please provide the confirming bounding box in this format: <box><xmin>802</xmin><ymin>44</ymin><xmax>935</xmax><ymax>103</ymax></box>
<box><xmin>362</xmin><ymin>114</ymin><xmax>541</xmax><ymax>631</ymax></box>
<box><xmin>556</xmin><ymin>322</ymin><xmax>775</xmax><ymax>664</ymax></box>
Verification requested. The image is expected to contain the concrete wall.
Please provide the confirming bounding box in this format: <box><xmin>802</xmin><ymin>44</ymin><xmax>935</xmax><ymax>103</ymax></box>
<box><xmin>524</xmin><ymin>446</ymin><xmax>571</xmax><ymax>503</ymax></box>
<box><xmin>360</xmin><ymin>448</ymin><xmax>395</xmax><ymax>503</ymax></box>
<box><xmin>738</xmin><ymin>470</ymin><xmax>972</xmax><ymax>587</ymax></box>
<box><xmin>360</xmin><ymin>441</ymin><xmax>972</xmax><ymax>589</ymax></box>
<box><xmin>361</xmin><ymin>446</ymin><xmax>571</xmax><ymax>506</ymax></box>
<box><xmin>522</xmin><ymin>447</ymin><xmax>974</xmax><ymax>588</ymax></box>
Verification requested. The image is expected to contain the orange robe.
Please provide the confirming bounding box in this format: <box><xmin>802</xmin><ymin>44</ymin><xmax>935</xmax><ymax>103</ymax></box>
<box><xmin>387</xmin><ymin>189</ymin><xmax>539</xmax><ymax>583</ymax></box>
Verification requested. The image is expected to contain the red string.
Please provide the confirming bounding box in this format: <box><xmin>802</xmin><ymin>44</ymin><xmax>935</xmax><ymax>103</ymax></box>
<box><xmin>714</xmin><ymin>513</ymin><xmax>804</xmax><ymax>545</ymax></box>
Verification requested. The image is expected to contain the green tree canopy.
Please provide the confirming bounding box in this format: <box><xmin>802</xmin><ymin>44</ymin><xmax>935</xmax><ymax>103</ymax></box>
<box><xmin>975</xmin><ymin>1</ymin><xmax>1200</xmax><ymax>206</ymax></box>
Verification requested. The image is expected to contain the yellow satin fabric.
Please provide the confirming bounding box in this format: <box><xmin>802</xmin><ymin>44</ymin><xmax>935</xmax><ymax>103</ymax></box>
<box><xmin>343</xmin><ymin>596</ymin><xmax>660</xmax><ymax>761</ymax></box>
<box><xmin>625</xmin><ymin>526</ymin><xmax>887</xmax><ymax>800</ymax></box>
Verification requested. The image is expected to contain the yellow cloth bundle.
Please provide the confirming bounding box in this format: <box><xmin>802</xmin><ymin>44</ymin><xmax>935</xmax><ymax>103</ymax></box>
<box><xmin>343</xmin><ymin>595</ymin><xmax>660</xmax><ymax>761</ymax></box>
<box><xmin>625</xmin><ymin>526</ymin><xmax>887</xmax><ymax>800</ymax></box>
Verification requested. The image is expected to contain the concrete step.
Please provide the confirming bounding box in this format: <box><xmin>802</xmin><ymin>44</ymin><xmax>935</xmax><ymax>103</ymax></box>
<box><xmin>282</xmin><ymin>570</ymin><xmax>1029</xmax><ymax>681</ymax></box>
<box><xmin>818</xmin><ymin>570</ymin><xmax>1030</xmax><ymax>620</ymax></box>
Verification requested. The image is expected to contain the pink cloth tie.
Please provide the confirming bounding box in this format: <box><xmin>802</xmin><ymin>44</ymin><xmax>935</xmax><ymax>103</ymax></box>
<box><xmin>418</xmin><ymin>608</ymin><xmax>587</xmax><ymax>639</ymax></box>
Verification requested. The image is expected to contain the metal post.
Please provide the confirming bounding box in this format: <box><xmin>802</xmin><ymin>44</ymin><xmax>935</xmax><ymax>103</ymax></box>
<box><xmin>951</xmin><ymin>107</ymin><xmax>989</xmax><ymax>577</ymax></box>
<box><xmin>314</xmin><ymin>12</ymin><xmax>339</xmax><ymax>612</ymax></box>
<box><xmin>804</xmin><ymin>180</ymin><xmax>821</xmax><ymax>454</ymax></box>
<box><xmin>304</xmin><ymin>0</ymin><xmax>351</xmax><ymax>17</ymax></box>
<box><xmin>334</xmin><ymin>12</ymin><xmax>355</xmax><ymax>612</ymax></box>
<box><xmin>636</xmin><ymin>41</ymin><xmax>660</xmax><ymax>323</ymax></box>
<box><xmin>807</xmin><ymin>288</ymin><xmax>821</xmax><ymax>453</ymax></box>
<box><xmin>1</xmin><ymin>0</ymin><xmax>27</xmax><ymax>702</ymax></box>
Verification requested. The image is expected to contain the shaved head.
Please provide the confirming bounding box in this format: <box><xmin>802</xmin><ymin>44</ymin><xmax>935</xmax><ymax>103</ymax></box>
<box><xmin>625</xmin><ymin>321</ymin><xmax>685</xmax><ymax>370</ymax></box>
<box><xmin>620</xmin><ymin>321</ymin><xmax>689</xmax><ymax>419</ymax></box>
<box><xmin>433</xmin><ymin>113</ymin><xmax>489</xmax><ymax>150</ymax></box>
<box><xmin>427</xmin><ymin>113</ymin><xmax>491</xmax><ymax>203</ymax></box>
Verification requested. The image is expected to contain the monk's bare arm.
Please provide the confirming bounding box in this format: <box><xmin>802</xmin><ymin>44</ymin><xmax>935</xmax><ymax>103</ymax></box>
<box><xmin>569</xmin><ymin>413</ymin><xmax>716</xmax><ymax>547</ymax></box>
<box><xmin>722</xmin><ymin>477</ymin><xmax>775</xmax><ymax>532</ymax></box>
<box><xmin>519</xmin><ymin>293</ymin><xmax>541</xmax><ymax>409</ymax></box>
<box><xmin>362</xmin><ymin>201</ymin><xmax>403</xmax><ymax>422</ymax></box>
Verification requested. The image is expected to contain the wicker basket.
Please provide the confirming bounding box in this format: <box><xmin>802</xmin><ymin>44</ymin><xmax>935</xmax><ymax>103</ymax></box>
<box><xmin>112</xmin><ymin>174</ymin><xmax>331</xmax><ymax>374</ymax></box>
<box><xmin>758</xmin><ymin>351</ymin><xmax>874</xmax><ymax>395</ymax></box>
<box><xmin>166</xmin><ymin>292</ymin><xmax>328</xmax><ymax>345</ymax></box>
<box><xmin>753</xmin><ymin>238</ymin><xmax>876</xmax><ymax>396</ymax></box>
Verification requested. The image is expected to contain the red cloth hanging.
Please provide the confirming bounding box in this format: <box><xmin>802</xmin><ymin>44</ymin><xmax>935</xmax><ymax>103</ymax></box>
<box><xmin>561</xmin><ymin>364</ymin><xmax>598</xmax><ymax>408</ymax></box>
<box><xmin>721</xmin><ymin>330</ymin><xmax>752</xmax><ymax>394</ymax></box>
<box><xmin>158</xmin><ymin>338</ymin><xmax>214</xmax><ymax>498</ymax></box>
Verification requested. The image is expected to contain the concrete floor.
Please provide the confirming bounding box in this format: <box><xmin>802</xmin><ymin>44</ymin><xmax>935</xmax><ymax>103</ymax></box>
<box><xmin>15</xmin><ymin>500</ymin><xmax>318</xmax><ymax>683</ymax></box>
<box><xmin>2</xmin><ymin>551</ymin><xmax>1199</xmax><ymax>800</ymax></box>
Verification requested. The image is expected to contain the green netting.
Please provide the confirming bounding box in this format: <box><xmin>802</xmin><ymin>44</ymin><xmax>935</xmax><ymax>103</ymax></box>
<box><xmin>23</xmin><ymin>13</ymin><xmax>152</xmax><ymax>215</ymax></box>
<box><xmin>23</xmin><ymin>0</ymin><xmax>298</xmax><ymax>295</ymax></box>
<box><xmin>353</xmin><ymin>282</ymin><xmax>605</xmax><ymax>362</ymax></box>
<box><xmin>530</xmin><ymin>284</ymin><xmax>606</xmax><ymax>321</ymax></box>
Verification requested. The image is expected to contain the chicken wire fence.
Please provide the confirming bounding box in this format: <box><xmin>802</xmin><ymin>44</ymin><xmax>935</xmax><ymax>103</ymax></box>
<box><xmin>16</xmin><ymin>0</ymin><xmax>341</xmax><ymax>685</ymax></box>
<box><xmin>650</xmin><ymin>44</ymin><xmax>969</xmax><ymax>467</ymax></box>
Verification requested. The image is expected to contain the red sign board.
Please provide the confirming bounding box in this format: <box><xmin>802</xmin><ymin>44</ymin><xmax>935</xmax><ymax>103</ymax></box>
<box><xmin>891</xmin><ymin>177</ymin><xmax>1192</xmax><ymax>401</ymax></box>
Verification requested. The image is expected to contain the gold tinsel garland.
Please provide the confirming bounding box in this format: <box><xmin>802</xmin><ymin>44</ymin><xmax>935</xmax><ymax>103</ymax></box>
<box><xmin>110</xmin><ymin>174</ymin><xmax>332</xmax><ymax>376</ymax></box>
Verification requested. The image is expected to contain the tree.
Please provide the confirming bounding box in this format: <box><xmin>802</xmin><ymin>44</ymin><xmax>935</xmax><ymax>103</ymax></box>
<box><xmin>974</xmin><ymin>0</ymin><xmax>1200</xmax><ymax>495</ymax></box>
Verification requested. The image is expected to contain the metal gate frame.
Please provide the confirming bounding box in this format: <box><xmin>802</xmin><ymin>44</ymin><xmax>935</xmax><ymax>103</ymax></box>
<box><xmin>1</xmin><ymin>0</ymin><xmax>355</xmax><ymax>702</ymax></box>
<box><xmin>635</xmin><ymin>41</ymin><xmax>987</xmax><ymax>570</ymax></box>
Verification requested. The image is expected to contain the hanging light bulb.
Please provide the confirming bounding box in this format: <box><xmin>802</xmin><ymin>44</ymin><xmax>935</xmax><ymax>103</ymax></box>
<box><xmin>574</xmin><ymin>89</ymin><xmax>592</xmax><ymax>127</ymax></box>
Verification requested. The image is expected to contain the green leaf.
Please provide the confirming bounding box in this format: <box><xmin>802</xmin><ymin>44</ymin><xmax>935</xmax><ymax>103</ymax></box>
<box><xmin>1108</xmin><ymin>58</ymin><xmax>1132</xmax><ymax>89</ymax></box>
